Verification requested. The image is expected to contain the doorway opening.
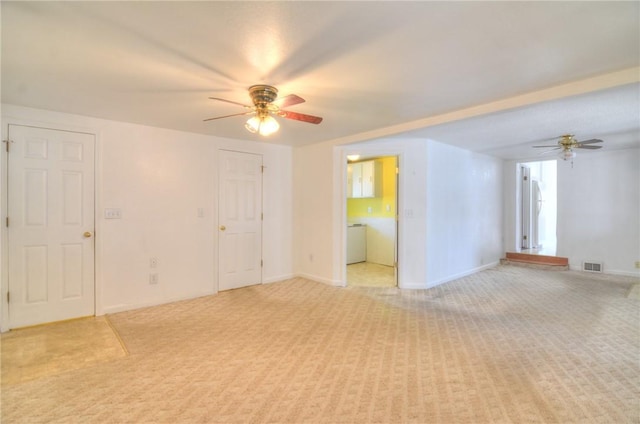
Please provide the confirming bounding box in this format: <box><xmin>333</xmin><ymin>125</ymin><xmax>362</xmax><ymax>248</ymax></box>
<box><xmin>517</xmin><ymin>159</ymin><xmax>557</xmax><ymax>256</ymax></box>
<box><xmin>345</xmin><ymin>155</ymin><xmax>398</xmax><ymax>287</ymax></box>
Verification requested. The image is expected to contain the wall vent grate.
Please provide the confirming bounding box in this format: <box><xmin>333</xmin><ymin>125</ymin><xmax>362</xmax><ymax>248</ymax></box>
<box><xmin>583</xmin><ymin>261</ymin><xmax>603</xmax><ymax>273</ymax></box>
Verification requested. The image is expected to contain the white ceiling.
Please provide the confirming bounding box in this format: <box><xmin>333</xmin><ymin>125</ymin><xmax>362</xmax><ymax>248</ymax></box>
<box><xmin>2</xmin><ymin>1</ymin><xmax>639</xmax><ymax>158</ymax></box>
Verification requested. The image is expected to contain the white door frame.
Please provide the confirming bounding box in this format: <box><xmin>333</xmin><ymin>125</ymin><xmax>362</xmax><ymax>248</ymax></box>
<box><xmin>1</xmin><ymin>120</ymin><xmax>100</xmax><ymax>332</ymax></box>
<box><xmin>336</xmin><ymin>146</ymin><xmax>405</xmax><ymax>288</ymax></box>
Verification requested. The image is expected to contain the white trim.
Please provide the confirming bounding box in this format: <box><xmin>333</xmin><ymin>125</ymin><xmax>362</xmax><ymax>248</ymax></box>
<box><xmin>263</xmin><ymin>274</ymin><xmax>295</xmax><ymax>284</ymax></box>
<box><xmin>603</xmin><ymin>270</ymin><xmax>640</xmax><ymax>278</ymax></box>
<box><xmin>1</xmin><ymin>122</ymin><xmax>9</xmax><ymax>332</ymax></box>
<box><xmin>295</xmin><ymin>272</ymin><xmax>342</xmax><ymax>287</ymax></box>
<box><xmin>568</xmin><ymin>265</ymin><xmax>640</xmax><ymax>278</ymax></box>
<box><xmin>102</xmin><ymin>290</ymin><xmax>216</xmax><ymax>315</ymax></box>
<box><xmin>335</xmin><ymin>145</ymin><xmax>406</xmax><ymax>289</ymax></box>
<box><xmin>426</xmin><ymin>262</ymin><xmax>500</xmax><ymax>289</ymax></box>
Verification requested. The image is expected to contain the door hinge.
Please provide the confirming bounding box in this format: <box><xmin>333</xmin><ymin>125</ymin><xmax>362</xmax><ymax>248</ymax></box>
<box><xmin>523</xmin><ymin>235</ymin><xmax>528</xmax><ymax>240</ymax></box>
<box><xmin>6</xmin><ymin>291</ymin><xmax>9</xmax><ymax>303</ymax></box>
<box><xmin>3</xmin><ymin>139</ymin><xmax>10</xmax><ymax>153</ymax></box>
<box><xmin>261</xmin><ymin>212</ymin><xmax>263</xmax><ymax>221</ymax></box>
<box><xmin>261</xmin><ymin>165</ymin><xmax>265</xmax><ymax>173</ymax></box>
<box><xmin>5</xmin><ymin>217</ymin><xmax>8</xmax><ymax>227</ymax></box>
<box><xmin>261</xmin><ymin>259</ymin><xmax>263</xmax><ymax>267</ymax></box>
<box><xmin>523</xmin><ymin>175</ymin><xmax>528</xmax><ymax>181</ymax></box>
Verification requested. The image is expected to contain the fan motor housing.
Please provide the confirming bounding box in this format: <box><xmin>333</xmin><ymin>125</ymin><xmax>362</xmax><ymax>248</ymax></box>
<box><xmin>249</xmin><ymin>85</ymin><xmax>278</xmax><ymax>106</ymax></box>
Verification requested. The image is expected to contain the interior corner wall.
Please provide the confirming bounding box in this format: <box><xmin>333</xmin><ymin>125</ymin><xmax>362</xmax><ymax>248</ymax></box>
<box><xmin>1</xmin><ymin>104</ymin><xmax>293</xmax><ymax>324</ymax></box>
<box><xmin>425</xmin><ymin>140</ymin><xmax>504</xmax><ymax>286</ymax></box>
<box><xmin>556</xmin><ymin>148</ymin><xmax>640</xmax><ymax>276</ymax></box>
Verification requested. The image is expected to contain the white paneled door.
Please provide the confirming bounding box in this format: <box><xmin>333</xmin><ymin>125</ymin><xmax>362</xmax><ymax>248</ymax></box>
<box><xmin>7</xmin><ymin>125</ymin><xmax>95</xmax><ymax>329</ymax></box>
<box><xmin>218</xmin><ymin>150</ymin><xmax>262</xmax><ymax>291</ymax></box>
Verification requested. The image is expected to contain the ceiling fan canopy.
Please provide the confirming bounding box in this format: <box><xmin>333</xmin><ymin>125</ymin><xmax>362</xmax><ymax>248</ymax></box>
<box><xmin>204</xmin><ymin>85</ymin><xmax>323</xmax><ymax>137</ymax></box>
<box><xmin>533</xmin><ymin>134</ymin><xmax>603</xmax><ymax>161</ymax></box>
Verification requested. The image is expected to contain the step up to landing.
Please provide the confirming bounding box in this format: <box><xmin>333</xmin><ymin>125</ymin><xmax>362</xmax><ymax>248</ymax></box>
<box><xmin>501</xmin><ymin>252</ymin><xmax>569</xmax><ymax>270</ymax></box>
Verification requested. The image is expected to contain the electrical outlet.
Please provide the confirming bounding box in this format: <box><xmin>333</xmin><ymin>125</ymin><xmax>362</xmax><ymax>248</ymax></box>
<box><xmin>635</xmin><ymin>261</ymin><xmax>640</xmax><ymax>269</ymax></box>
<box><xmin>150</xmin><ymin>257</ymin><xmax>158</xmax><ymax>268</ymax></box>
<box><xmin>149</xmin><ymin>274</ymin><xmax>158</xmax><ymax>285</ymax></box>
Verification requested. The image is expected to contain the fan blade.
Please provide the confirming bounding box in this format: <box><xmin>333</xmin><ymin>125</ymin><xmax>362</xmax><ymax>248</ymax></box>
<box><xmin>208</xmin><ymin>97</ymin><xmax>253</xmax><ymax>108</ymax></box>
<box><xmin>532</xmin><ymin>145</ymin><xmax>560</xmax><ymax>148</ymax></box>
<box><xmin>538</xmin><ymin>147</ymin><xmax>561</xmax><ymax>155</ymax></box>
<box><xmin>273</xmin><ymin>94</ymin><xmax>305</xmax><ymax>108</ymax></box>
<box><xmin>576</xmin><ymin>139</ymin><xmax>603</xmax><ymax>145</ymax></box>
<box><xmin>576</xmin><ymin>145</ymin><xmax>602</xmax><ymax>150</ymax></box>
<box><xmin>280</xmin><ymin>110</ymin><xmax>323</xmax><ymax>124</ymax></box>
<box><xmin>203</xmin><ymin>111</ymin><xmax>253</xmax><ymax>122</ymax></box>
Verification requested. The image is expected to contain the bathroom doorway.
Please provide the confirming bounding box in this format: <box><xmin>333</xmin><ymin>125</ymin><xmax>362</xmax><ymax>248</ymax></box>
<box><xmin>345</xmin><ymin>155</ymin><xmax>398</xmax><ymax>287</ymax></box>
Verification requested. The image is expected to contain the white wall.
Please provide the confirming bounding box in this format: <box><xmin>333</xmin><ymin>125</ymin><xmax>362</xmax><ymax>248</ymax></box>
<box><xmin>504</xmin><ymin>147</ymin><xmax>640</xmax><ymax>276</ymax></box>
<box><xmin>558</xmin><ymin>148</ymin><xmax>639</xmax><ymax>275</ymax></box>
<box><xmin>1</xmin><ymin>104</ymin><xmax>293</xmax><ymax>329</ymax></box>
<box><xmin>425</xmin><ymin>140</ymin><xmax>504</xmax><ymax>286</ymax></box>
<box><xmin>292</xmin><ymin>142</ymin><xmax>336</xmax><ymax>284</ymax></box>
<box><xmin>293</xmin><ymin>136</ymin><xmax>503</xmax><ymax>289</ymax></box>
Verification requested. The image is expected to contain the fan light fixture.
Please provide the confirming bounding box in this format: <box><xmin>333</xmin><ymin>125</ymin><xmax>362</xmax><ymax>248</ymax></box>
<box><xmin>533</xmin><ymin>134</ymin><xmax>603</xmax><ymax>167</ymax></box>
<box><xmin>245</xmin><ymin>114</ymin><xmax>280</xmax><ymax>136</ymax></box>
<box><xmin>205</xmin><ymin>84</ymin><xmax>323</xmax><ymax>137</ymax></box>
<box><xmin>559</xmin><ymin>149</ymin><xmax>576</xmax><ymax>161</ymax></box>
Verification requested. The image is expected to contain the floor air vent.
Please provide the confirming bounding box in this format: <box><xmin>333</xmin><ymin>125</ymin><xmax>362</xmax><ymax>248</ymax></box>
<box><xmin>583</xmin><ymin>261</ymin><xmax>603</xmax><ymax>273</ymax></box>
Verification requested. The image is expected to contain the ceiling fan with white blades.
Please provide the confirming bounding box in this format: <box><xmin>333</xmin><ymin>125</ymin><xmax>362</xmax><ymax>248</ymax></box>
<box><xmin>204</xmin><ymin>85</ymin><xmax>323</xmax><ymax>136</ymax></box>
<box><xmin>533</xmin><ymin>134</ymin><xmax>603</xmax><ymax>164</ymax></box>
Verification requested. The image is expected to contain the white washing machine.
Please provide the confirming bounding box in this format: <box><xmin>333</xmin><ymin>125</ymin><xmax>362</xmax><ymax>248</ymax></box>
<box><xmin>347</xmin><ymin>224</ymin><xmax>366</xmax><ymax>264</ymax></box>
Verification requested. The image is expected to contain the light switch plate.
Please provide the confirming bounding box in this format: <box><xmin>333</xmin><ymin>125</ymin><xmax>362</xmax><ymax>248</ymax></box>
<box><xmin>104</xmin><ymin>208</ymin><xmax>122</xmax><ymax>219</ymax></box>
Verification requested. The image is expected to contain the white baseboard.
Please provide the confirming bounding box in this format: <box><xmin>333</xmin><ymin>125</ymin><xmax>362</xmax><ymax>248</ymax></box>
<box><xmin>399</xmin><ymin>282</ymin><xmax>428</xmax><ymax>290</ymax></box>
<box><xmin>295</xmin><ymin>273</ymin><xmax>343</xmax><ymax>287</ymax></box>
<box><xmin>102</xmin><ymin>291</ymin><xmax>215</xmax><ymax>315</ymax></box>
<box><xmin>426</xmin><ymin>261</ymin><xmax>500</xmax><ymax>289</ymax></box>
<box><xmin>568</xmin><ymin>265</ymin><xmax>640</xmax><ymax>279</ymax></box>
<box><xmin>263</xmin><ymin>274</ymin><xmax>295</xmax><ymax>284</ymax></box>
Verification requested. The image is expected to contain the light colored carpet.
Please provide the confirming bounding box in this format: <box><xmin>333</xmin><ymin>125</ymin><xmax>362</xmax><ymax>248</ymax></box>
<box><xmin>1</xmin><ymin>265</ymin><xmax>638</xmax><ymax>423</ymax></box>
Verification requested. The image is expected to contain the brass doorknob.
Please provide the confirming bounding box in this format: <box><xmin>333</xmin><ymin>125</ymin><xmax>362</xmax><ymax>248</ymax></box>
<box><xmin>83</xmin><ymin>231</ymin><xmax>93</xmax><ymax>238</ymax></box>
<box><xmin>219</xmin><ymin>225</ymin><xmax>226</xmax><ymax>231</ymax></box>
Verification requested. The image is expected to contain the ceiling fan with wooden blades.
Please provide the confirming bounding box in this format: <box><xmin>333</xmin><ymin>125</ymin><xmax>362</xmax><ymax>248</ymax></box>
<box><xmin>204</xmin><ymin>85</ymin><xmax>323</xmax><ymax>136</ymax></box>
<box><xmin>533</xmin><ymin>134</ymin><xmax>603</xmax><ymax>162</ymax></box>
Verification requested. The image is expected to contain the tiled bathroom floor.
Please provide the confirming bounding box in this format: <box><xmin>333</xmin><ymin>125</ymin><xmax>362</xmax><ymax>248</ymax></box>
<box><xmin>347</xmin><ymin>262</ymin><xmax>396</xmax><ymax>287</ymax></box>
<box><xmin>1</xmin><ymin>316</ymin><xmax>128</xmax><ymax>385</ymax></box>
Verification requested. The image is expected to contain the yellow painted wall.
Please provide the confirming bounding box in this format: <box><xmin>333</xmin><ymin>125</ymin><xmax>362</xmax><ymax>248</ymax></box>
<box><xmin>347</xmin><ymin>156</ymin><xmax>397</xmax><ymax>219</ymax></box>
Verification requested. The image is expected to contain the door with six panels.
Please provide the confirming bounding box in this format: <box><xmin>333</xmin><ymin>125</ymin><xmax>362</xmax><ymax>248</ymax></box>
<box><xmin>7</xmin><ymin>125</ymin><xmax>95</xmax><ymax>328</ymax></box>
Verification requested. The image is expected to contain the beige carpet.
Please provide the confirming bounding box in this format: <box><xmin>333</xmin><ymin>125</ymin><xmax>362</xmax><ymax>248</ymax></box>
<box><xmin>1</xmin><ymin>265</ymin><xmax>638</xmax><ymax>423</ymax></box>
